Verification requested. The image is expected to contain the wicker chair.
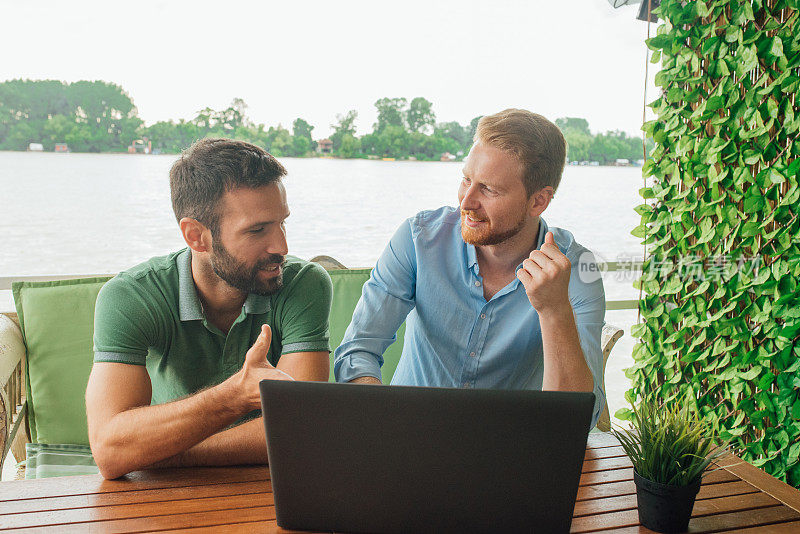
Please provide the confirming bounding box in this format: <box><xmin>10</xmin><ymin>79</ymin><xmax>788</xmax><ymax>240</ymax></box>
<box><xmin>0</xmin><ymin>313</ymin><xmax>27</xmax><ymax>480</ymax></box>
<box><xmin>597</xmin><ymin>323</ymin><xmax>625</xmax><ymax>432</ymax></box>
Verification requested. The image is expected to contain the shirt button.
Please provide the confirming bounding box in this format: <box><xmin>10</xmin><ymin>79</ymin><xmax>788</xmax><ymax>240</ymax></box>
<box><xmin>475</xmin><ymin>281</ymin><xmax>481</xmax><ymax>287</ymax></box>
<box><xmin>470</xmin><ymin>351</ymin><xmax>476</xmax><ymax>357</ymax></box>
<box><xmin>480</xmin><ymin>313</ymin><xmax>486</xmax><ymax>319</ymax></box>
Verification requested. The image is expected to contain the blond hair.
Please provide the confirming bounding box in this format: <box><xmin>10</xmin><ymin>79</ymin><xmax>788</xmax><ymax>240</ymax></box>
<box><xmin>475</xmin><ymin>109</ymin><xmax>566</xmax><ymax>196</ymax></box>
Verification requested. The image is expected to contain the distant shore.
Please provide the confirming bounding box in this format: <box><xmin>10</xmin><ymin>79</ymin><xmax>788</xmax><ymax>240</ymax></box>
<box><xmin>5</xmin><ymin>149</ymin><xmax>645</xmax><ymax>167</ymax></box>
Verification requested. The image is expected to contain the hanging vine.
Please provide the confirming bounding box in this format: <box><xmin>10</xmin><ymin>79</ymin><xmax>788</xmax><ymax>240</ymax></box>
<box><xmin>627</xmin><ymin>0</ymin><xmax>800</xmax><ymax>485</ymax></box>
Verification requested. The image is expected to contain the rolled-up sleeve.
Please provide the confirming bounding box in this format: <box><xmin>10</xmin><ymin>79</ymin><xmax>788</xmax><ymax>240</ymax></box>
<box><xmin>334</xmin><ymin>219</ymin><xmax>418</xmax><ymax>382</ymax></box>
<box><xmin>569</xmin><ymin>249</ymin><xmax>607</xmax><ymax>428</ymax></box>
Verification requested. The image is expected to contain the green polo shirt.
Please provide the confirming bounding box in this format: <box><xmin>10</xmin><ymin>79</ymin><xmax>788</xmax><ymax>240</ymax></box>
<box><xmin>93</xmin><ymin>248</ymin><xmax>332</xmax><ymax>405</ymax></box>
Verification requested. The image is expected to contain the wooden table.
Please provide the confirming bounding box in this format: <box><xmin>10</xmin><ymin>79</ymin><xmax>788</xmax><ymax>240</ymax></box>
<box><xmin>2</xmin><ymin>433</ymin><xmax>800</xmax><ymax>533</ymax></box>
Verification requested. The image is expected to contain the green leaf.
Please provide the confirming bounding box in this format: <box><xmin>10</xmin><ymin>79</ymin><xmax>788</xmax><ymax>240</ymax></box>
<box><xmin>742</xmin><ymin>2</ymin><xmax>755</xmax><ymax>21</ymax></box>
<box><xmin>741</xmin><ymin>366</ymin><xmax>763</xmax><ymax>381</ymax></box>
<box><xmin>788</xmin><ymin>442</ymin><xmax>800</xmax><ymax>461</ymax></box>
<box><xmin>707</xmin><ymin>96</ymin><xmax>726</xmax><ymax>112</ymax></box>
<box><xmin>737</xmin><ymin>45</ymin><xmax>759</xmax><ymax>74</ymax></box>
<box><xmin>614</xmin><ymin>408</ymin><xmax>633</xmax><ymax>421</ymax></box>
<box><xmin>744</xmin><ymin>195</ymin><xmax>766</xmax><ymax>213</ymax></box>
<box><xmin>770</xmin><ymin>37</ymin><xmax>784</xmax><ymax>58</ymax></box>
<box><xmin>757</xmin><ymin>372</ymin><xmax>775</xmax><ymax>391</ymax></box>
<box><xmin>769</xmin><ymin>169</ymin><xmax>786</xmax><ymax>184</ymax></box>
<box><xmin>631</xmin><ymin>323</ymin><xmax>648</xmax><ymax>338</ymax></box>
<box><xmin>631</xmin><ymin>224</ymin><xmax>649</xmax><ymax>238</ymax></box>
<box><xmin>708</xmin><ymin>164</ymin><xmax>729</xmax><ymax>184</ymax></box>
<box><xmin>743</xmin><ymin>150</ymin><xmax>762</xmax><ymax>165</ymax></box>
<box><xmin>697</xmin><ymin>217</ymin><xmax>716</xmax><ymax>243</ymax></box>
<box><xmin>782</xmin><ymin>75</ymin><xmax>800</xmax><ymax>93</ymax></box>
<box><xmin>741</xmin><ymin>221</ymin><xmax>761</xmax><ymax>237</ymax></box>
<box><xmin>767</xmin><ymin>98</ymin><xmax>779</xmax><ymax>119</ymax></box>
<box><xmin>647</xmin><ymin>34</ymin><xmax>673</xmax><ymax>50</ymax></box>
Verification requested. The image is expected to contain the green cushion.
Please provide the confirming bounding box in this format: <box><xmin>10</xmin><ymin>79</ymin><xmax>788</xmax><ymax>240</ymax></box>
<box><xmin>25</xmin><ymin>443</ymin><xmax>98</xmax><ymax>479</ymax></box>
<box><xmin>13</xmin><ymin>277</ymin><xmax>111</xmax><ymax>445</ymax></box>
<box><xmin>327</xmin><ymin>269</ymin><xmax>405</xmax><ymax>383</ymax></box>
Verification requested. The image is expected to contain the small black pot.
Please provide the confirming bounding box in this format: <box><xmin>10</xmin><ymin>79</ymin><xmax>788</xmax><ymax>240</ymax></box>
<box><xmin>633</xmin><ymin>471</ymin><xmax>701</xmax><ymax>533</ymax></box>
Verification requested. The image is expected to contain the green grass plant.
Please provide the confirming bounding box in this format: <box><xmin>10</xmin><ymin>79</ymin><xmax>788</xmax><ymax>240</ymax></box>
<box><xmin>612</xmin><ymin>396</ymin><xmax>724</xmax><ymax>487</ymax></box>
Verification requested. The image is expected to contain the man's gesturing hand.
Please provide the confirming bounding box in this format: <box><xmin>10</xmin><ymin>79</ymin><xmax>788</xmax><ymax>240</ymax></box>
<box><xmin>235</xmin><ymin>324</ymin><xmax>294</xmax><ymax>411</ymax></box>
<box><xmin>516</xmin><ymin>231</ymin><xmax>572</xmax><ymax>316</ymax></box>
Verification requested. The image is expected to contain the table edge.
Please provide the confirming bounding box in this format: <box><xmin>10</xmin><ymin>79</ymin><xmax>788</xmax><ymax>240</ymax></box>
<box><xmin>717</xmin><ymin>452</ymin><xmax>800</xmax><ymax>515</ymax></box>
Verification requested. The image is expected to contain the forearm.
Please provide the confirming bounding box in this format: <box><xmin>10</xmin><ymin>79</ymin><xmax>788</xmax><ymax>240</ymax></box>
<box><xmin>350</xmin><ymin>376</ymin><xmax>382</xmax><ymax>384</ymax></box>
<box><xmin>91</xmin><ymin>377</ymin><xmax>246</xmax><ymax>478</ymax></box>
<box><xmin>539</xmin><ymin>306</ymin><xmax>594</xmax><ymax>392</ymax></box>
<box><xmin>153</xmin><ymin>417</ymin><xmax>267</xmax><ymax>468</ymax></box>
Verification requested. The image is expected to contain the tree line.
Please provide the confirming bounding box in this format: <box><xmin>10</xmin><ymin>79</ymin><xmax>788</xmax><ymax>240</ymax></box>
<box><xmin>0</xmin><ymin>79</ymin><xmax>649</xmax><ymax>164</ymax></box>
<box><xmin>555</xmin><ymin>117</ymin><xmax>652</xmax><ymax>165</ymax></box>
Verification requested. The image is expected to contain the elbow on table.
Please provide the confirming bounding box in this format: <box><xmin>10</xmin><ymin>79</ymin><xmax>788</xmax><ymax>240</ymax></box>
<box><xmin>90</xmin><ymin>435</ymin><xmax>134</xmax><ymax>480</ymax></box>
<box><xmin>98</xmin><ymin>465</ymin><xmax>128</xmax><ymax>480</ymax></box>
<box><xmin>95</xmin><ymin>457</ymin><xmax>130</xmax><ymax>480</ymax></box>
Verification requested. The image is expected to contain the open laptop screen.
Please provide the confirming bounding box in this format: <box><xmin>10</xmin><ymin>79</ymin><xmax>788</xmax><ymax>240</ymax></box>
<box><xmin>261</xmin><ymin>381</ymin><xmax>594</xmax><ymax>534</ymax></box>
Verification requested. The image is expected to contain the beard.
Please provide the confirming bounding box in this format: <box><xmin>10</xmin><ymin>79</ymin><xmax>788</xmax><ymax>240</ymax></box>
<box><xmin>210</xmin><ymin>240</ymin><xmax>285</xmax><ymax>296</ymax></box>
<box><xmin>460</xmin><ymin>210</ymin><xmax>526</xmax><ymax>246</ymax></box>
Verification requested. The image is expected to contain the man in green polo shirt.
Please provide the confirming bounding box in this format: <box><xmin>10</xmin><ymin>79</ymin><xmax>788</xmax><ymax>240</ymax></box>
<box><xmin>85</xmin><ymin>138</ymin><xmax>332</xmax><ymax>479</ymax></box>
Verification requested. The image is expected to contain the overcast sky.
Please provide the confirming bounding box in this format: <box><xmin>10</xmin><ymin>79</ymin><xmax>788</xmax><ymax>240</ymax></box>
<box><xmin>0</xmin><ymin>0</ymin><xmax>657</xmax><ymax>138</ymax></box>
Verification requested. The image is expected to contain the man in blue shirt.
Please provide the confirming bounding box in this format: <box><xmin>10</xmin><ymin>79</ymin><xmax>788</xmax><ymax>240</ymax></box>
<box><xmin>334</xmin><ymin>108</ymin><xmax>606</xmax><ymax>426</ymax></box>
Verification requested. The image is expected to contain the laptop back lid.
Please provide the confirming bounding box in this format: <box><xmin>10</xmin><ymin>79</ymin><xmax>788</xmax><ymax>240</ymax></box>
<box><xmin>260</xmin><ymin>381</ymin><xmax>594</xmax><ymax>534</ymax></box>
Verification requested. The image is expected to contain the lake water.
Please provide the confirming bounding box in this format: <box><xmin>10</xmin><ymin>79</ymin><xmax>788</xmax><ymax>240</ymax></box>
<box><xmin>1</xmin><ymin>151</ymin><xmax>645</xmax><ymax>278</ymax></box>
<box><xmin>0</xmin><ymin>151</ymin><xmax>643</xmax><ymax>427</ymax></box>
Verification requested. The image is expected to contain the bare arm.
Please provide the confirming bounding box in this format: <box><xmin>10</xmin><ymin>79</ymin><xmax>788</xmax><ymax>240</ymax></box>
<box><xmin>350</xmin><ymin>376</ymin><xmax>382</xmax><ymax>384</ymax></box>
<box><xmin>517</xmin><ymin>232</ymin><xmax>593</xmax><ymax>393</ymax></box>
<box><xmin>538</xmin><ymin>306</ymin><xmax>593</xmax><ymax>392</ymax></box>
<box><xmin>160</xmin><ymin>349</ymin><xmax>331</xmax><ymax>467</ymax></box>
<box><xmin>276</xmin><ymin>350</ymin><xmax>330</xmax><ymax>382</ymax></box>
<box><xmin>86</xmin><ymin>324</ymin><xmax>290</xmax><ymax>479</ymax></box>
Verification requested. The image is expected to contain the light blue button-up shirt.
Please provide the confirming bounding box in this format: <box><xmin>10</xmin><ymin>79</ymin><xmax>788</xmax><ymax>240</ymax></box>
<box><xmin>334</xmin><ymin>206</ymin><xmax>606</xmax><ymax>426</ymax></box>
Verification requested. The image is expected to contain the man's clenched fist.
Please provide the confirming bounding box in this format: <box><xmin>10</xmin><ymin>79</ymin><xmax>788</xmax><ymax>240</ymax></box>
<box><xmin>516</xmin><ymin>231</ymin><xmax>572</xmax><ymax>316</ymax></box>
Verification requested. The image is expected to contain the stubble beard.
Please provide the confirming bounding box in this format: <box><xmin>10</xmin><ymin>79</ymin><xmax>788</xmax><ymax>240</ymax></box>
<box><xmin>460</xmin><ymin>210</ymin><xmax>527</xmax><ymax>246</ymax></box>
<box><xmin>210</xmin><ymin>239</ymin><xmax>285</xmax><ymax>296</ymax></box>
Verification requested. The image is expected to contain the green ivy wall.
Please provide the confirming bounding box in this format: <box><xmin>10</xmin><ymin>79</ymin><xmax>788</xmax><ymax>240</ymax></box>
<box><xmin>629</xmin><ymin>0</ymin><xmax>800</xmax><ymax>485</ymax></box>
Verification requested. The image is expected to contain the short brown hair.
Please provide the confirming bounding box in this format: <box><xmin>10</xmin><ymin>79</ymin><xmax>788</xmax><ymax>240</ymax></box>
<box><xmin>475</xmin><ymin>109</ymin><xmax>566</xmax><ymax>196</ymax></box>
<box><xmin>169</xmin><ymin>138</ymin><xmax>287</xmax><ymax>233</ymax></box>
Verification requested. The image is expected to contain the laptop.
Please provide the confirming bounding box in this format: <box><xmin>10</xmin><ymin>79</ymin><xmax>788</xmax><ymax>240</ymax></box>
<box><xmin>260</xmin><ymin>380</ymin><xmax>594</xmax><ymax>534</ymax></box>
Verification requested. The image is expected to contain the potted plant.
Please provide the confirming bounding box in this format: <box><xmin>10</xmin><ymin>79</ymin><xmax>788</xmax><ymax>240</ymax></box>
<box><xmin>612</xmin><ymin>395</ymin><xmax>724</xmax><ymax>533</ymax></box>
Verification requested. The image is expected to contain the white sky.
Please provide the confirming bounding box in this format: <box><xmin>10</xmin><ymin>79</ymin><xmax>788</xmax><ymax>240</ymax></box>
<box><xmin>0</xmin><ymin>0</ymin><xmax>657</xmax><ymax>138</ymax></box>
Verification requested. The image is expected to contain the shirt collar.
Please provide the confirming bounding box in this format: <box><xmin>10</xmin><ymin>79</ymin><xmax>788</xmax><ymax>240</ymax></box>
<box><xmin>177</xmin><ymin>248</ymin><xmax>270</xmax><ymax>322</ymax></box>
<box><xmin>533</xmin><ymin>218</ymin><xmax>550</xmax><ymax>256</ymax></box>
<box><xmin>178</xmin><ymin>249</ymin><xmax>204</xmax><ymax>321</ymax></box>
<box><xmin>466</xmin><ymin>241</ymin><xmax>479</xmax><ymax>271</ymax></box>
<box><xmin>243</xmin><ymin>292</ymin><xmax>270</xmax><ymax>315</ymax></box>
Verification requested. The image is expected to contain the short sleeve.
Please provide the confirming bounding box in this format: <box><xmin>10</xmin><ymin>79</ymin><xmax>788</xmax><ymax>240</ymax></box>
<box><xmin>93</xmin><ymin>275</ymin><xmax>156</xmax><ymax>366</ymax></box>
<box><xmin>278</xmin><ymin>262</ymin><xmax>333</xmax><ymax>355</ymax></box>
